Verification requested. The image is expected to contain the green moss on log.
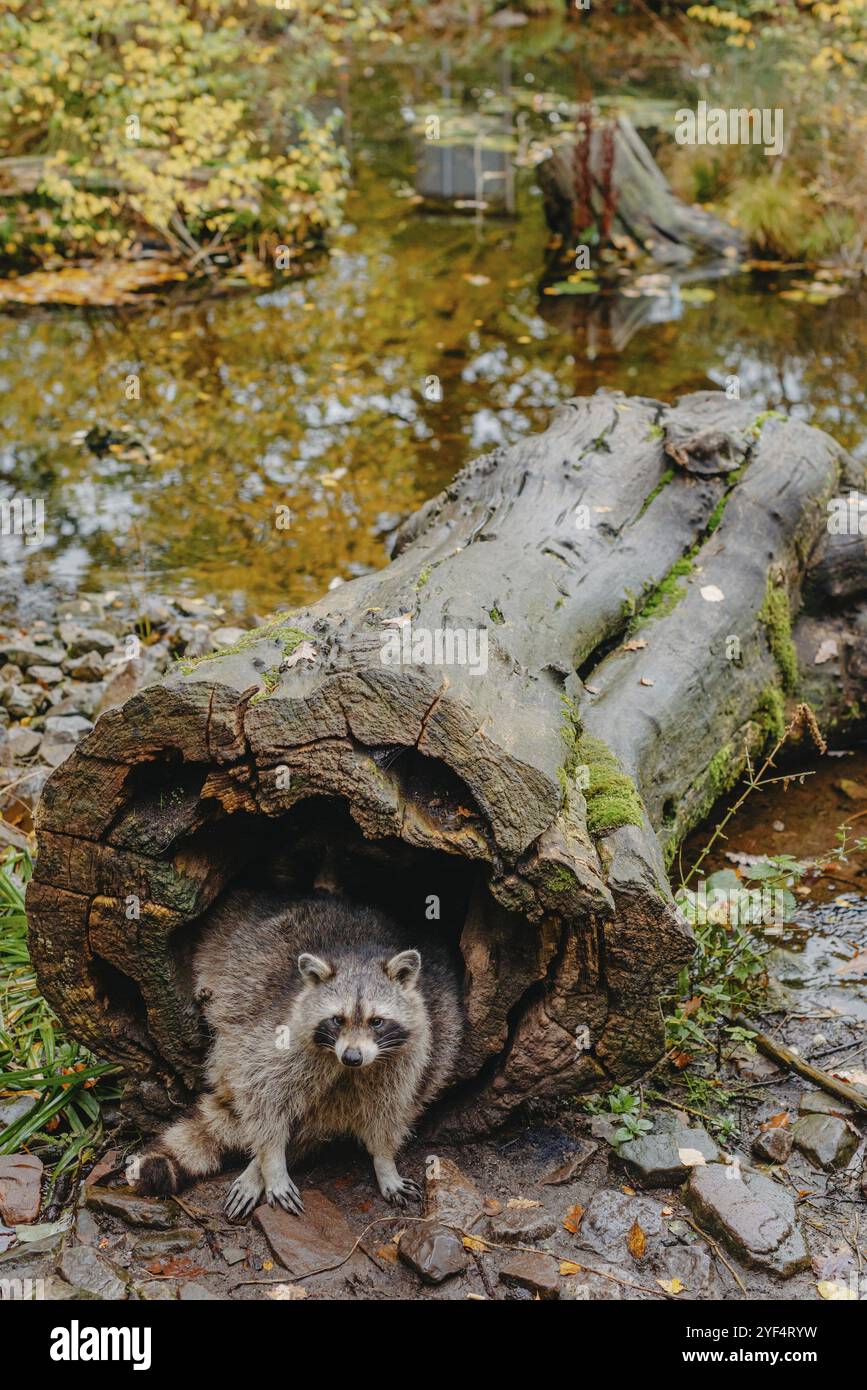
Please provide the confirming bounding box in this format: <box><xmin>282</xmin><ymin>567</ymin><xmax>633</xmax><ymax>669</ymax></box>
<box><xmin>560</xmin><ymin>703</ymin><xmax>644</xmax><ymax>837</ymax></box>
<box><xmin>176</xmin><ymin>621</ymin><xmax>311</xmax><ymax>676</ymax></box>
<box><xmin>760</xmin><ymin>577</ymin><xmax>798</xmax><ymax>693</ymax></box>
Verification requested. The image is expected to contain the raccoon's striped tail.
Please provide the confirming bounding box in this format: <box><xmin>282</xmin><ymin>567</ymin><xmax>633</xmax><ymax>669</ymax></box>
<box><xmin>131</xmin><ymin>1100</ymin><xmax>228</xmax><ymax>1196</ymax></box>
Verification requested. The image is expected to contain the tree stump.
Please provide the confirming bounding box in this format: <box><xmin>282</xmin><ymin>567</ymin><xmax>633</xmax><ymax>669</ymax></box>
<box><xmin>26</xmin><ymin>391</ymin><xmax>867</xmax><ymax>1139</ymax></box>
<box><xmin>537</xmin><ymin>114</ymin><xmax>745</xmax><ymax>265</ymax></box>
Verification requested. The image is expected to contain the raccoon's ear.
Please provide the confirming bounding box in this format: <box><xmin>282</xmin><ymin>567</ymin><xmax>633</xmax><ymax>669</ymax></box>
<box><xmin>298</xmin><ymin>953</ymin><xmax>334</xmax><ymax>984</ymax></box>
<box><xmin>384</xmin><ymin>949</ymin><xmax>421</xmax><ymax>987</ymax></box>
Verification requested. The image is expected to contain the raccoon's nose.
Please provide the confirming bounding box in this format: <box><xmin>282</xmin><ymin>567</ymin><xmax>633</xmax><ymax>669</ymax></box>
<box><xmin>341</xmin><ymin>1047</ymin><xmax>363</xmax><ymax>1068</ymax></box>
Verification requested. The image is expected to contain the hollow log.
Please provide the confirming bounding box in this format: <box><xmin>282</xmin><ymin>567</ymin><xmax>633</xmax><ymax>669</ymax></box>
<box><xmin>536</xmin><ymin>115</ymin><xmax>745</xmax><ymax>265</ymax></box>
<box><xmin>27</xmin><ymin>390</ymin><xmax>867</xmax><ymax>1140</ymax></box>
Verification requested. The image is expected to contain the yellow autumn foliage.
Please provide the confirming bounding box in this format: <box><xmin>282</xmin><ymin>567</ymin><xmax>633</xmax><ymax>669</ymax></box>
<box><xmin>0</xmin><ymin>0</ymin><xmax>395</xmax><ymax>261</ymax></box>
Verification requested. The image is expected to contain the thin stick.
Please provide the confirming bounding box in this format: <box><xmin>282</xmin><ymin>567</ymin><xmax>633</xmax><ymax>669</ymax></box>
<box><xmin>733</xmin><ymin>1014</ymin><xmax>867</xmax><ymax>1113</ymax></box>
<box><xmin>683</xmin><ymin>1216</ymin><xmax>748</xmax><ymax>1295</ymax></box>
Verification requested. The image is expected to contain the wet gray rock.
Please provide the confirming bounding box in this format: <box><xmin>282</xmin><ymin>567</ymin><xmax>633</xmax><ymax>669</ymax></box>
<box><xmin>178</xmin><ymin>1281</ymin><xmax>220</xmax><ymax>1300</ymax></box>
<box><xmin>7</xmin><ymin>727</ymin><xmax>41</xmax><ymax>760</ymax></box>
<box><xmin>58</xmin><ymin>623</ymin><xmax>118</xmax><ymax>656</ymax></box>
<box><xmin>0</xmin><ymin>640</ymin><xmax>65</xmax><ymax>670</ymax></box>
<box><xmin>86</xmin><ymin>1185</ymin><xmax>177</xmax><ymax>1229</ymax></box>
<box><xmin>798</xmin><ymin>1090</ymin><xmax>855</xmax><ymax>1118</ymax></box>
<box><xmin>617</xmin><ymin>1117</ymin><xmax>719</xmax><ymax>1187</ymax></box>
<box><xmin>752</xmin><ymin>1127</ymin><xmax>794</xmax><ymax>1165</ymax></box>
<box><xmin>0</xmin><ymin>1094</ymin><xmax>37</xmax><ymax>1131</ymax></box>
<box><xmin>64</xmin><ymin>651</ymin><xmax>107</xmax><ymax>681</ymax></box>
<box><xmin>29</xmin><ymin>664</ymin><xmax>64</xmax><ymax>686</ymax></box>
<box><xmin>133</xmin><ymin>1227</ymin><xmax>203</xmax><ymax>1260</ymax></box>
<box><xmin>74</xmin><ymin>1207</ymin><xmax>101</xmax><ymax>1245</ymax></box>
<box><xmin>398</xmin><ymin>1223</ymin><xmax>467</xmax><ymax>1283</ymax></box>
<box><xmin>488</xmin><ymin>1204</ymin><xmax>557</xmax><ymax>1245</ymax></box>
<box><xmin>574</xmin><ymin>1189</ymin><xmax>667</xmax><ymax>1263</ymax></box>
<box><xmin>44</xmin><ymin>713</ymin><xmax>94</xmax><ymax>739</ymax></box>
<box><xmin>685</xmin><ymin>1163</ymin><xmax>809</xmax><ymax>1277</ymax></box>
<box><xmin>57</xmin><ymin>1245</ymin><xmax>128</xmax><ymax>1299</ymax></box>
<box><xmin>792</xmin><ymin>1114</ymin><xmax>858</xmax><ymax>1171</ymax></box>
<box><xmin>423</xmin><ymin>1156</ymin><xmax>486</xmax><ymax>1231</ymax></box>
<box><xmin>51</xmin><ymin>682</ymin><xmax>105</xmax><ymax>720</ymax></box>
<box><xmin>1</xmin><ymin>684</ymin><xmax>41</xmax><ymax>719</ymax></box>
<box><xmin>135</xmin><ymin>1279</ymin><xmax>179</xmax><ymax>1300</ymax></box>
<box><xmin>499</xmin><ymin>1251</ymin><xmax>560</xmax><ymax>1299</ymax></box>
<box><xmin>0</xmin><ymin>1153</ymin><xmax>43</xmax><ymax>1224</ymax></box>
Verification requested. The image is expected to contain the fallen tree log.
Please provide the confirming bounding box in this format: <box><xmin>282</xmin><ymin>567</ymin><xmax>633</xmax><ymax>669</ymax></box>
<box><xmin>26</xmin><ymin>390</ymin><xmax>867</xmax><ymax>1139</ymax></box>
<box><xmin>537</xmin><ymin>115</ymin><xmax>744</xmax><ymax>265</ymax></box>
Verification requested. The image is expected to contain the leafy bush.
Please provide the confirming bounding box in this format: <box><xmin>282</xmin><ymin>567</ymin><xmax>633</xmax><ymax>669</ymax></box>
<box><xmin>0</xmin><ymin>0</ymin><xmax>394</xmax><ymax>263</ymax></box>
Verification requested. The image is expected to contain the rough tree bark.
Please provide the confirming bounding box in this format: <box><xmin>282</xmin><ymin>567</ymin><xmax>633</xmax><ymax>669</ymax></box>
<box><xmin>26</xmin><ymin>390</ymin><xmax>867</xmax><ymax>1139</ymax></box>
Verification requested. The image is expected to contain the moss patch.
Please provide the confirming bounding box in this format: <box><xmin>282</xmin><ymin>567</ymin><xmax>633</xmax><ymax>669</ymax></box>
<box><xmin>755</xmin><ymin>685</ymin><xmax>786</xmax><ymax>744</ymax></box>
<box><xmin>760</xmin><ymin>577</ymin><xmax>798</xmax><ymax>693</ymax></box>
<box><xmin>177</xmin><ymin>621</ymin><xmax>311</xmax><ymax>676</ymax></box>
<box><xmin>560</xmin><ymin>703</ymin><xmax>644</xmax><ymax>837</ymax></box>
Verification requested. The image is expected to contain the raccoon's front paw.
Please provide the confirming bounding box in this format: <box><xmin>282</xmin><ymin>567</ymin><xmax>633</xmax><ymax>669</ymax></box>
<box><xmin>225</xmin><ymin>1167</ymin><xmax>264</xmax><ymax>1221</ymax></box>
<box><xmin>265</xmin><ymin>1174</ymin><xmax>304</xmax><ymax>1217</ymax></box>
<box><xmin>380</xmin><ymin>1175</ymin><xmax>422</xmax><ymax>1210</ymax></box>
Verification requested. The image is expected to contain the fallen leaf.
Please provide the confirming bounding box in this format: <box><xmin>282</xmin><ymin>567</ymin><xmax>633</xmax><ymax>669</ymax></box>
<box><xmin>700</xmin><ymin>585</ymin><xmax>725</xmax><ymax>603</ymax></box>
<box><xmin>677</xmin><ymin>1147</ymin><xmax>707</xmax><ymax>1168</ymax></box>
<box><xmin>639</xmin><ymin>676</ymin><xmax>655</xmax><ymax>687</ymax></box>
<box><xmin>265</xmin><ymin>1283</ymin><xmax>309</xmax><ymax>1300</ymax></box>
<box><xmin>374</xmin><ymin>1242</ymin><xmax>400</xmax><ymax>1264</ymax></box>
<box><xmin>506</xmin><ymin>1197</ymin><xmax>541</xmax><ymax>1210</ymax></box>
<box><xmin>814</xmin><ymin>639</ymin><xmax>838</xmax><ymax>665</ymax></box>
<box><xmin>462</xmin><ymin>1234</ymin><xmax>488</xmax><ymax>1253</ymax></box>
<box><xmin>285</xmin><ymin>640</ymin><xmax>317</xmax><ymax>668</ymax></box>
<box><xmin>562</xmin><ymin>1203</ymin><xmax>585</xmax><ymax>1234</ymax></box>
<box><xmin>817</xmin><ymin>1280</ymin><xmax>857</xmax><ymax>1300</ymax></box>
<box><xmin>762</xmin><ymin>1111</ymin><xmax>791</xmax><ymax>1129</ymax></box>
<box><xmin>627</xmin><ymin>1220</ymin><xmax>647</xmax><ymax>1260</ymax></box>
<box><xmin>622</xmin><ymin>639</ymin><xmax>647</xmax><ymax>652</ymax></box>
<box><xmin>656</xmin><ymin>1276</ymin><xmax>685</xmax><ymax>1294</ymax></box>
<box><xmin>560</xmin><ymin>1260</ymin><xmax>582</xmax><ymax>1276</ymax></box>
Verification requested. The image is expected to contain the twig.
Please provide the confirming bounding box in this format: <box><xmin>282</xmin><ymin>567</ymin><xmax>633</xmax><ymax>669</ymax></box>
<box><xmin>733</xmin><ymin>1014</ymin><xmax>867</xmax><ymax>1113</ymax></box>
<box><xmin>682</xmin><ymin>1216</ymin><xmax>748</xmax><ymax>1295</ymax></box>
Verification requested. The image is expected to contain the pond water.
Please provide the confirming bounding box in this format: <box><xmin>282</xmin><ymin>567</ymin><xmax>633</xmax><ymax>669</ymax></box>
<box><xmin>1</xmin><ymin>18</ymin><xmax>865</xmax><ymax>622</ymax></box>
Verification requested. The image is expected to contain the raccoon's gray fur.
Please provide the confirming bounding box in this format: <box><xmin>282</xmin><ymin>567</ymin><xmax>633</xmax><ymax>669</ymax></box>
<box><xmin>131</xmin><ymin>890</ymin><xmax>464</xmax><ymax>1219</ymax></box>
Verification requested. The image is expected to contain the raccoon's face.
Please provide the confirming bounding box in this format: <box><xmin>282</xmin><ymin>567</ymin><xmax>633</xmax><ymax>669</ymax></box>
<box><xmin>296</xmin><ymin>949</ymin><xmax>422</xmax><ymax>1069</ymax></box>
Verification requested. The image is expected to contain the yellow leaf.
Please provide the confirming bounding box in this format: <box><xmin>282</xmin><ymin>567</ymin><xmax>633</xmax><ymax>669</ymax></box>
<box><xmin>462</xmin><ymin>1235</ymin><xmax>488</xmax><ymax>1253</ymax></box>
<box><xmin>560</xmin><ymin>1260</ymin><xmax>582</xmax><ymax>1276</ymax></box>
<box><xmin>562</xmin><ymin>1203</ymin><xmax>585</xmax><ymax>1234</ymax></box>
<box><xmin>627</xmin><ymin>1220</ymin><xmax>647</xmax><ymax>1260</ymax></box>
<box><xmin>657</xmin><ymin>1277</ymin><xmax>684</xmax><ymax>1295</ymax></box>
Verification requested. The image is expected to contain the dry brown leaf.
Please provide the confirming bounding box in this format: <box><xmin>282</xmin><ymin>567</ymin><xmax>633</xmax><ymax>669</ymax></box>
<box><xmin>506</xmin><ymin>1197</ymin><xmax>541</xmax><ymax>1210</ymax></box>
<box><xmin>639</xmin><ymin>677</ymin><xmax>655</xmax><ymax>687</ymax></box>
<box><xmin>627</xmin><ymin>1220</ymin><xmax>647</xmax><ymax>1260</ymax></box>
<box><xmin>265</xmin><ymin>1283</ymin><xmax>309</xmax><ymax>1300</ymax></box>
<box><xmin>763</xmin><ymin>1111</ymin><xmax>791</xmax><ymax>1129</ymax></box>
<box><xmin>621</xmin><ymin>639</ymin><xmax>647</xmax><ymax>652</ymax></box>
<box><xmin>562</xmin><ymin>1203</ymin><xmax>585</xmax><ymax>1234</ymax></box>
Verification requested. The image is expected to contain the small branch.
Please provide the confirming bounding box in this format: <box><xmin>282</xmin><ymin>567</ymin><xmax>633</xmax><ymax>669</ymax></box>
<box><xmin>733</xmin><ymin>1014</ymin><xmax>867</xmax><ymax>1114</ymax></box>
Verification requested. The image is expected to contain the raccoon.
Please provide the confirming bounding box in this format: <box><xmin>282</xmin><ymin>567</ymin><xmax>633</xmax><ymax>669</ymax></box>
<box><xmin>131</xmin><ymin>890</ymin><xmax>464</xmax><ymax>1220</ymax></box>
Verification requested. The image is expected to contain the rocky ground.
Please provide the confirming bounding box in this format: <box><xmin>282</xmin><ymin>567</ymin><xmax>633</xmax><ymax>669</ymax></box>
<box><xmin>0</xmin><ymin>588</ymin><xmax>255</xmax><ymax>846</ymax></box>
<box><xmin>0</xmin><ymin>594</ymin><xmax>865</xmax><ymax>1301</ymax></box>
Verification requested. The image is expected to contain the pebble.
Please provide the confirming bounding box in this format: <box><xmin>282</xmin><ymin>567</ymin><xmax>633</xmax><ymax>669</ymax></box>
<box><xmin>751</xmin><ymin>1127</ymin><xmax>794</xmax><ymax>1164</ymax></box>
<box><xmin>58</xmin><ymin>623</ymin><xmax>118</xmax><ymax>657</ymax></box>
<box><xmin>499</xmin><ymin>1251</ymin><xmax>560</xmax><ymax>1299</ymax></box>
<box><xmin>791</xmin><ymin>1113</ymin><xmax>858</xmax><ymax>1171</ymax></box>
<box><xmin>488</xmin><ymin>1204</ymin><xmax>557</xmax><ymax>1245</ymax></box>
<box><xmin>64</xmin><ymin>651</ymin><xmax>106</xmax><ymax>681</ymax></box>
<box><xmin>57</xmin><ymin>1245</ymin><xmax>128</xmax><ymax>1300</ymax></box>
<box><xmin>29</xmin><ymin>665</ymin><xmax>64</xmax><ymax>685</ymax></box>
<box><xmin>85</xmin><ymin>1185</ymin><xmax>178</xmax><ymax>1229</ymax></box>
<box><xmin>399</xmin><ymin>1223</ymin><xmax>467</xmax><ymax>1283</ymax></box>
